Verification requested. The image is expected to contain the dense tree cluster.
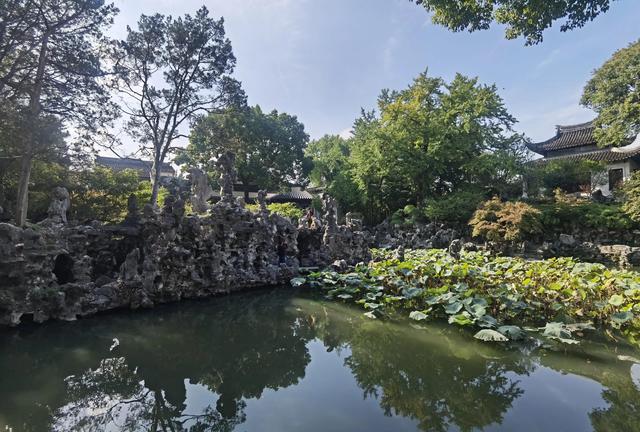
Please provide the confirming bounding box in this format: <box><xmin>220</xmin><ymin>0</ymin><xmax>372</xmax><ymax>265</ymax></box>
<box><xmin>307</xmin><ymin>71</ymin><xmax>528</xmax><ymax>224</ymax></box>
<box><xmin>176</xmin><ymin>105</ymin><xmax>310</xmax><ymax>199</ymax></box>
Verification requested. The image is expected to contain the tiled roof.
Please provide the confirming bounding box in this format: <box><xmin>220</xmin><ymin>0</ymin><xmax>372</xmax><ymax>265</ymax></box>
<box><xmin>268</xmin><ymin>190</ymin><xmax>314</xmax><ymax>202</ymax></box>
<box><xmin>527</xmin><ymin>121</ymin><xmax>597</xmax><ymax>154</ymax></box>
<box><xmin>96</xmin><ymin>156</ymin><xmax>175</xmax><ymax>173</ymax></box>
<box><xmin>532</xmin><ymin>147</ymin><xmax>640</xmax><ymax>164</ymax></box>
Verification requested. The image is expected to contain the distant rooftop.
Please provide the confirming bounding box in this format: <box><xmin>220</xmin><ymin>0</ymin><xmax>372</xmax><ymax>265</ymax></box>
<box><xmin>527</xmin><ymin>120</ymin><xmax>597</xmax><ymax>155</ymax></box>
<box><xmin>268</xmin><ymin>188</ymin><xmax>314</xmax><ymax>204</ymax></box>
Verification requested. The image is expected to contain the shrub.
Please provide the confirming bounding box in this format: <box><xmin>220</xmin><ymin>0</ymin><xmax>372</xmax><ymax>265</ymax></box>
<box><xmin>469</xmin><ymin>197</ymin><xmax>542</xmax><ymax>242</ymax></box>
<box><xmin>69</xmin><ymin>168</ymin><xmax>167</xmax><ymax>223</ymax></box>
<box><xmin>390</xmin><ymin>204</ymin><xmax>426</xmax><ymax>227</ymax></box>
<box><xmin>246</xmin><ymin>202</ymin><xmax>304</xmax><ymax>220</ymax></box>
<box><xmin>536</xmin><ymin>201</ymin><xmax>634</xmax><ymax>232</ymax></box>
<box><xmin>622</xmin><ymin>171</ymin><xmax>640</xmax><ymax>222</ymax></box>
<box><xmin>424</xmin><ymin>190</ymin><xmax>485</xmax><ymax>225</ymax></box>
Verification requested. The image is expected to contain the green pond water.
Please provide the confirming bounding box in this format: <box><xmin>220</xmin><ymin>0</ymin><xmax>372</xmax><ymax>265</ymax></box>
<box><xmin>1</xmin><ymin>288</ymin><xmax>639</xmax><ymax>432</ymax></box>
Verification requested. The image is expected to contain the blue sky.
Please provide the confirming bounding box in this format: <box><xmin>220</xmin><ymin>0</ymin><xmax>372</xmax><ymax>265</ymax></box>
<box><xmin>110</xmin><ymin>0</ymin><xmax>640</xmax><ymax>150</ymax></box>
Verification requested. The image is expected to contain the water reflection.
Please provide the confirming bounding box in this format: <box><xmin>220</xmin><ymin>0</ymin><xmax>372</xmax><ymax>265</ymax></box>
<box><xmin>0</xmin><ymin>288</ymin><xmax>638</xmax><ymax>431</ymax></box>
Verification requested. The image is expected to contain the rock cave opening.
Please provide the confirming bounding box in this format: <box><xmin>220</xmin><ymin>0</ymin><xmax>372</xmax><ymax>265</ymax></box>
<box><xmin>53</xmin><ymin>253</ymin><xmax>75</xmax><ymax>285</ymax></box>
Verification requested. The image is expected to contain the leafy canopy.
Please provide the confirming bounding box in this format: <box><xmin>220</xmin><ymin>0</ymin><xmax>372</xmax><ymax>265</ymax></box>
<box><xmin>525</xmin><ymin>159</ymin><xmax>604</xmax><ymax>195</ymax></box>
<box><xmin>305</xmin><ymin>134</ymin><xmax>361</xmax><ymax>211</ymax></box>
<box><xmin>413</xmin><ymin>0</ymin><xmax>616</xmax><ymax>45</ymax></box>
<box><xmin>68</xmin><ymin>166</ymin><xmax>167</xmax><ymax>223</ymax></box>
<box><xmin>178</xmin><ymin>105</ymin><xmax>309</xmax><ymax>193</ymax></box>
<box><xmin>345</xmin><ymin>71</ymin><xmax>526</xmax><ymax>223</ymax></box>
<box><xmin>1</xmin><ymin>0</ymin><xmax>119</xmax><ymax>224</ymax></box>
<box><xmin>581</xmin><ymin>39</ymin><xmax>640</xmax><ymax>147</ymax></box>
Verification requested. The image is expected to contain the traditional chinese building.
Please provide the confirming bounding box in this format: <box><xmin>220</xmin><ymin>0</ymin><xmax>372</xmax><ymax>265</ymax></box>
<box><xmin>527</xmin><ymin>120</ymin><xmax>640</xmax><ymax>195</ymax></box>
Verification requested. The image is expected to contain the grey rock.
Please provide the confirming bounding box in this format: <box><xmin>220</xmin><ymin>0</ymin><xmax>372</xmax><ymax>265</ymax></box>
<box><xmin>0</xmin><ymin>190</ymin><xmax>369</xmax><ymax>327</ymax></box>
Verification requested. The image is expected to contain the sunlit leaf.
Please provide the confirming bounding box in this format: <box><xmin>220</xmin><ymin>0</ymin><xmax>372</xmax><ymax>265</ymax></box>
<box><xmin>290</xmin><ymin>277</ymin><xmax>306</xmax><ymax>287</ymax></box>
<box><xmin>474</xmin><ymin>329</ymin><xmax>508</xmax><ymax>342</ymax></box>
<box><xmin>409</xmin><ymin>311</ymin><xmax>429</xmax><ymax>321</ymax></box>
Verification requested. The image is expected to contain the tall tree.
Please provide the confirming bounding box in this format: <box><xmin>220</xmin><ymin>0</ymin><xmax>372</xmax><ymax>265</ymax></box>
<box><xmin>178</xmin><ymin>105</ymin><xmax>309</xmax><ymax>200</ymax></box>
<box><xmin>305</xmin><ymin>134</ymin><xmax>360</xmax><ymax>210</ymax></box>
<box><xmin>343</xmin><ymin>71</ymin><xmax>526</xmax><ymax>223</ymax></box>
<box><xmin>0</xmin><ymin>0</ymin><xmax>118</xmax><ymax>225</ymax></box>
<box><xmin>412</xmin><ymin>0</ymin><xmax>616</xmax><ymax>45</ymax></box>
<box><xmin>581</xmin><ymin>39</ymin><xmax>640</xmax><ymax>147</ymax></box>
<box><xmin>112</xmin><ymin>6</ymin><xmax>245</xmax><ymax>205</ymax></box>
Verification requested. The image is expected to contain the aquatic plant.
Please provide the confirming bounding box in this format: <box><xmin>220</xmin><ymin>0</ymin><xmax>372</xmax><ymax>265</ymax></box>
<box><xmin>291</xmin><ymin>249</ymin><xmax>640</xmax><ymax>346</ymax></box>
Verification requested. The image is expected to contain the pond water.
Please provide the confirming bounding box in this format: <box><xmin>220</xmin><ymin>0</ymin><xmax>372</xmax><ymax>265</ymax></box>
<box><xmin>1</xmin><ymin>288</ymin><xmax>639</xmax><ymax>432</ymax></box>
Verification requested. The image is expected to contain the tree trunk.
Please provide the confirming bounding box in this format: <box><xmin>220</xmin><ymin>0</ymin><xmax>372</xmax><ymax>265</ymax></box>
<box><xmin>149</xmin><ymin>161</ymin><xmax>160</xmax><ymax>207</ymax></box>
<box><xmin>15</xmin><ymin>33</ymin><xmax>48</xmax><ymax>226</ymax></box>
<box><xmin>14</xmin><ymin>153</ymin><xmax>32</xmax><ymax>226</ymax></box>
<box><xmin>149</xmin><ymin>158</ymin><xmax>162</xmax><ymax>206</ymax></box>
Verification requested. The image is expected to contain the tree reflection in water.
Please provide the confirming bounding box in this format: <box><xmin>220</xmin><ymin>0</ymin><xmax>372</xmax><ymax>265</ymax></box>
<box><xmin>300</xmin><ymin>299</ymin><xmax>530</xmax><ymax>431</ymax></box>
<box><xmin>54</xmin><ymin>357</ymin><xmax>245</xmax><ymax>431</ymax></box>
<box><xmin>0</xmin><ymin>289</ymin><xmax>638</xmax><ymax>431</ymax></box>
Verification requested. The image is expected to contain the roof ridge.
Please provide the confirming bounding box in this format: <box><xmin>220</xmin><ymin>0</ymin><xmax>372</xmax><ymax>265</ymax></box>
<box><xmin>556</xmin><ymin>120</ymin><xmax>595</xmax><ymax>132</ymax></box>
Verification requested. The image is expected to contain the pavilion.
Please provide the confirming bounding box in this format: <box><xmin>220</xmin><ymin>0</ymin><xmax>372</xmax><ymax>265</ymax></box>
<box><xmin>526</xmin><ymin>120</ymin><xmax>640</xmax><ymax>195</ymax></box>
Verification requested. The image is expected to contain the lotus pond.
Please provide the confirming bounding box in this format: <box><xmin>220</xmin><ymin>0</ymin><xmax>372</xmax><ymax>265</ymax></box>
<box><xmin>1</xmin><ymin>285</ymin><xmax>639</xmax><ymax>431</ymax></box>
<box><xmin>294</xmin><ymin>249</ymin><xmax>640</xmax><ymax>347</ymax></box>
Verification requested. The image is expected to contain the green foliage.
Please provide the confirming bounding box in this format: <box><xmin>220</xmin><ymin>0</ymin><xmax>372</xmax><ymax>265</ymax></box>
<box><xmin>537</xmin><ymin>200</ymin><xmax>635</xmax><ymax>232</ymax></box>
<box><xmin>305</xmin><ymin>135</ymin><xmax>360</xmax><ymax>211</ymax></box>
<box><xmin>0</xmin><ymin>104</ymin><xmax>69</xmax><ymax>221</ymax></box>
<box><xmin>526</xmin><ymin>159</ymin><xmax>602</xmax><ymax>195</ymax></box>
<box><xmin>69</xmin><ymin>167</ymin><xmax>142</xmax><ymax>223</ymax></box>
<box><xmin>68</xmin><ymin>167</ymin><xmax>167</xmax><ymax>223</ymax></box>
<box><xmin>27</xmin><ymin>161</ymin><xmax>70</xmax><ymax>221</ymax></box>
<box><xmin>471</xmin><ymin>196</ymin><xmax>635</xmax><ymax>241</ymax></box>
<box><xmin>1</xmin><ymin>0</ymin><xmax>119</xmax><ymax>224</ymax></box>
<box><xmin>296</xmin><ymin>249</ymin><xmax>640</xmax><ymax>346</ymax></box>
<box><xmin>622</xmin><ymin>171</ymin><xmax>640</xmax><ymax>222</ymax></box>
<box><xmin>581</xmin><ymin>39</ymin><xmax>640</xmax><ymax>147</ymax></box>
<box><xmin>0</xmin><ymin>159</ymin><xmax>69</xmax><ymax>223</ymax></box>
<box><xmin>178</xmin><ymin>105</ymin><xmax>309</xmax><ymax>194</ymax></box>
<box><xmin>423</xmin><ymin>190</ymin><xmax>485</xmax><ymax>225</ymax></box>
<box><xmin>390</xmin><ymin>204</ymin><xmax>426</xmax><ymax>227</ymax></box>
<box><xmin>413</xmin><ymin>0</ymin><xmax>614</xmax><ymax>45</ymax></box>
<box><xmin>245</xmin><ymin>202</ymin><xmax>304</xmax><ymax>220</ymax></box>
<box><xmin>470</xmin><ymin>198</ymin><xmax>542</xmax><ymax>242</ymax></box>
<box><xmin>305</xmin><ymin>71</ymin><xmax>527</xmax><ymax>224</ymax></box>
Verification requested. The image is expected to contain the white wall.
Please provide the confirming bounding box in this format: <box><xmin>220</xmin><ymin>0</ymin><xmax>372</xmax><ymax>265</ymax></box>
<box><xmin>591</xmin><ymin>160</ymin><xmax>636</xmax><ymax>196</ymax></box>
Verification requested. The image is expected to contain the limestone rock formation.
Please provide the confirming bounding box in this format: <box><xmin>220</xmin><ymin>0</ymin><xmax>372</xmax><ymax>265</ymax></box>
<box><xmin>46</xmin><ymin>186</ymin><xmax>70</xmax><ymax>224</ymax></box>
<box><xmin>188</xmin><ymin>167</ymin><xmax>214</xmax><ymax>213</ymax></box>
<box><xmin>216</xmin><ymin>152</ymin><xmax>236</xmax><ymax>204</ymax></box>
<box><xmin>0</xmin><ymin>187</ymin><xmax>369</xmax><ymax>326</ymax></box>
